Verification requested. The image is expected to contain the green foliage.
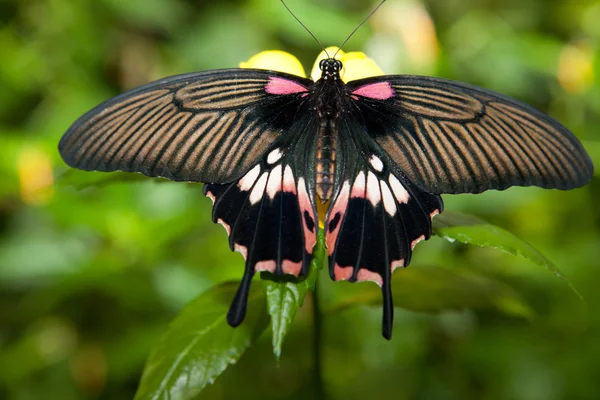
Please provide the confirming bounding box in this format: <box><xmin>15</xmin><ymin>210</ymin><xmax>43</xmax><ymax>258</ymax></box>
<box><xmin>1</xmin><ymin>0</ymin><xmax>599</xmax><ymax>399</ymax></box>
<box><xmin>135</xmin><ymin>283</ymin><xmax>268</xmax><ymax>400</ymax></box>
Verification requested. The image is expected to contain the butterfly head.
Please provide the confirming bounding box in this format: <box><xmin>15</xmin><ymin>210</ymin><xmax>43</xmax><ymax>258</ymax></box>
<box><xmin>319</xmin><ymin>58</ymin><xmax>343</xmax><ymax>80</ymax></box>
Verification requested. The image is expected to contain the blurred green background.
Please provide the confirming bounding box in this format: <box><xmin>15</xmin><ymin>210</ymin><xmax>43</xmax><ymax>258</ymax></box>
<box><xmin>1</xmin><ymin>0</ymin><xmax>599</xmax><ymax>399</ymax></box>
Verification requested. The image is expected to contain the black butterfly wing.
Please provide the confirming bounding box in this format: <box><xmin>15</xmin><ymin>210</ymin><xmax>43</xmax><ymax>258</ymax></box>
<box><xmin>204</xmin><ymin>113</ymin><xmax>319</xmax><ymax>326</ymax></box>
<box><xmin>59</xmin><ymin>69</ymin><xmax>314</xmax><ymax>184</ymax></box>
<box><xmin>59</xmin><ymin>68</ymin><xmax>319</xmax><ymax>327</ymax></box>
<box><xmin>344</xmin><ymin>75</ymin><xmax>594</xmax><ymax>194</ymax></box>
<box><xmin>325</xmin><ymin>116</ymin><xmax>443</xmax><ymax>339</ymax></box>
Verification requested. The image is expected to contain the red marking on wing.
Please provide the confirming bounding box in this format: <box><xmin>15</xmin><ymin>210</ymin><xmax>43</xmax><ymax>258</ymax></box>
<box><xmin>282</xmin><ymin>166</ymin><xmax>296</xmax><ymax>194</ymax></box>
<box><xmin>352</xmin><ymin>82</ymin><xmax>395</xmax><ymax>100</ymax></box>
<box><xmin>357</xmin><ymin>269</ymin><xmax>383</xmax><ymax>286</ymax></box>
<box><xmin>350</xmin><ymin>171</ymin><xmax>366</xmax><ymax>198</ymax></box>
<box><xmin>298</xmin><ymin>178</ymin><xmax>316</xmax><ymax>253</ymax></box>
<box><xmin>205</xmin><ymin>190</ymin><xmax>216</xmax><ymax>204</ymax></box>
<box><xmin>282</xmin><ymin>260</ymin><xmax>302</xmax><ymax>276</ymax></box>
<box><xmin>391</xmin><ymin>259</ymin><xmax>404</xmax><ymax>273</ymax></box>
<box><xmin>234</xmin><ymin>243</ymin><xmax>248</xmax><ymax>260</ymax></box>
<box><xmin>265</xmin><ymin>77</ymin><xmax>309</xmax><ymax>95</ymax></box>
<box><xmin>334</xmin><ymin>264</ymin><xmax>353</xmax><ymax>281</ymax></box>
<box><xmin>411</xmin><ymin>235</ymin><xmax>425</xmax><ymax>250</ymax></box>
<box><xmin>217</xmin><ymin>218</ymin><xmax>231</xmax><ymax>235</ymax></box>
<box><xmin>333</xmin><ymin>264</ymin><xmax>383</xmax><ymax>286</ymax></box>
<box><xmin>326</xmin><ymin>182</ymin><xmax>350</xmax><ymax>255</ymax></box>
<box><xmin>255</xmin><ymin>260</ymin><xmax>276</xmax><ymax>273</ymax></box>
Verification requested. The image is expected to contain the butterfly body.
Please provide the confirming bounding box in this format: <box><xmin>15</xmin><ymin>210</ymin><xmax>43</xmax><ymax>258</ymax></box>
<box><xmin>59</xmin><ymin>54</ymin><xmax>593</xmax><ymax>339</ymax></box>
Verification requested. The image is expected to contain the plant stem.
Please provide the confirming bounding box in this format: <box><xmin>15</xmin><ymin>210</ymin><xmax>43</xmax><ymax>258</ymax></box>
<box><xmin>312</xmin><ymin>281</ymin><xmax>324</xmax><ymax>400</ymax></box>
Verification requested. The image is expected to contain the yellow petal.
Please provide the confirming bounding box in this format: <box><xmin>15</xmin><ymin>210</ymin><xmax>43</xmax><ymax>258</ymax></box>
<box><xmin>310</xmin><ymin>46</ymin><xmax>384</xmax><ymax>83</ymax></box>
<box><xmin>239</xmin><ymin>50</ymin><xmax>306</xmax><ymax>77</ymax></box>
<box><xmin>340</xmin><ymin>51</ymin><xmax>384</xmax><ymax>82</ymax></box>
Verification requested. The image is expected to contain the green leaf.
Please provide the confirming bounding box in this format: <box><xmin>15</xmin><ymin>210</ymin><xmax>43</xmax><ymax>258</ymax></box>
<box><xmin>432</xmin><ymin>211</ymin><xmax>582</xmax><ymax>300</ymax></box>
<box><xmin>263</xmin><ymin>229</ymin><xmax>326</xmax><ymax>359</ymax></box>
<box><xmin>134</xmin><ymin>282</ymin><xmax>268</xmax><ymax>400</ymax></box>
<box><xmin>263</xmin><ymin>280</ymin><xmax>306</xmax><ymax>360</ymax></box>
<box><xmin>328</xmin><ymin>265</ymin><xmax>534</xmax><ymax>319</ymax></box>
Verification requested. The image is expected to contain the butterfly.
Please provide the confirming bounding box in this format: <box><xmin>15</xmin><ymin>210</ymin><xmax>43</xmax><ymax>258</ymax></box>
<box><xmin>58</xmin><ymin>54</ymin><xmax>594</xmax><ymax>339</ymax></box>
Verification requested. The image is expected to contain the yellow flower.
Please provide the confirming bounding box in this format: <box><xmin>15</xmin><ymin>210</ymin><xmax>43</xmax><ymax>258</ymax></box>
<box><xmin>240</xmin><ymin>47</ymin><xmax>384</xmax><ymax>83</ymax></box>
<box><xmin>239</xmin><ymin>48</ymin><xmax>384</xmax><ymax>228</ymax></box>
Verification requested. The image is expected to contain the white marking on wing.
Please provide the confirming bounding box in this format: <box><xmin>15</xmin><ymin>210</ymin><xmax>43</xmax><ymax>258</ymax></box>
<box><xmin>366</xmin><ymin>172</ymin><xmax>381</xmax><ymax>206</ymax></box>
<box><xmin>380</xmin><ymin>181</ymin><xmax>397</xmax><ymax>216</ymax></box>
<box><xmin>267</xmin><ymin>148</ymin><xmax>283</xmax><ymax>164</ymax></box>
<box><xmin>266</xmin><ymin>164</ymin><xmax>282</xmax><ymax>200</ymax></box>
<box><xmin>238</xmin><ymin>164</ymin><xmax>261</xmax><ymax>191</ymax></box>
<box><xmin>369</xmin><ymin>154</ymin><xmax>384</xmax><ymax>172</ymax></box>
<box><xmin>249</xmin><ymin>172</ymin><xmax>268</xmax><ymax>204</ymax></box>
<box><xmin>389</xmin><ymin>174</ymin><xmax>409</xmax><ymax>204</ymax></box>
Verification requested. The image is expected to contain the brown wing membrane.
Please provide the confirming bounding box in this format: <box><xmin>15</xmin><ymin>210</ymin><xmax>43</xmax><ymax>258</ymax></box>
<box><xmin>346</xmin><ymin>75</ymin><xmax>594</xmax><ymax>194</ymax></box>
<box><xmin>59</xmin><ymin>69</ymin><xmax>312</xmax><ymax>183</ymax></box>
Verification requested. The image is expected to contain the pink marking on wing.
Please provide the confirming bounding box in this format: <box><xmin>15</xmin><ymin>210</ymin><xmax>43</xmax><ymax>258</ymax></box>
<box><xmin>282</xmin><ymin>260</ymin><xmax>302</xmax><ymax>276</ymax></box>
<box><xmin>282</xmin><ymin>165</ymin><xmax>296</xmax><ymax>194</ymax></box>
<box><xmin>217</xmin><ymin>218</ymin><xmax>231</xmax><ymax>235</ymax></box>
<box><xmin>351</xmin><ymin>82</ymin><xmax>395</xmax><ymax>100</ymax></box>
<box><xmin>234</xmin><ymin>243</ymin><xmax>248</xmax><ymax>260</ymax></box>
<box><xmin>298</xmin><ymin>178</ymin><xmax>317</xmax><ymax>253</ymax></box>
<box><xmin>255</xmin><ymin>260</ymin><xmax>276</xmax><ymax>273</ymax></box>
<box><xmin>356</xmin><ymin>269</ymin><xmax>383</xmax><ymax>287</ymax></box>
<box><xmin>391</xmin><ymin>259</ymin><xmax>405</xmax><ymax>273</ymax></box>
<box><xmin>326</xmin><ymin>181</ymin><xmax>350</xmax><ymax>255</ymax></box>
<box><xmin>411</xmin><ymin>235</ymin><xmax>425</xmax><ymax>250</ymax></box>
<box><xmin>430</xmin><ymin>209</ymin><xmax>440</xmax><ymax>219</ymax></box>
<box><xmin>351</xmin><ymin>171</ymin><xmax>366</xmax><ymax>198</ymax></box>
<box><xmin>334</xmin><ymin>264</ymin><xmax>353</xmax><ymax>281</ymax></box>
<box><xmin>205</xmin><ymin>191</ymin><xmax>216</xmax><ymax>204</ymax></box>
<box><xmin>265</xmin><ymin>77</ymin><xmax>309</xmax><ymax>95</ymax></box>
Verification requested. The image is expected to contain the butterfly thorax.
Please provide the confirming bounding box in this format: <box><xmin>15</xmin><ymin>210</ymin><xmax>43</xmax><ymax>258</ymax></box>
<box><xmin>314</xmin><ymin>58</ymin><xmax>345</xmax><ymax>202</ymax></box>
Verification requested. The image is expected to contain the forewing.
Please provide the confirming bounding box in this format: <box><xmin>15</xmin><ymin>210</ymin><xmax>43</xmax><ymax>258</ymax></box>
<box><xmin>326</xmin><ymin>119</ymin><xmax>443</xmax><ymax>339</ymax></box>
<box><xmin>204</xmin><ymin>114</ymin><xmax>319</xmax><ymax>327</ymax></box>
<box><xmin>59</xmin><ymin>69</ymin><xmax>313</xmax><ymax>183</ymax></box>
<box><xmin>345</xmin><ymin>75</ymin><xmax>594</xmax><ymax>194</ymax></box>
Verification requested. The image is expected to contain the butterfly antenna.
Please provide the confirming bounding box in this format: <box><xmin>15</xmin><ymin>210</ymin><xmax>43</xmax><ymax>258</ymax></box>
<box><xmin>281</xmin><ymin>0</ymin><xmax>329</xmax><ymax>58</ymax></box>
<box><xmin>334</xmin><ymin>0</ymin><xmax>386</xmax><ymax>58</ymax></box>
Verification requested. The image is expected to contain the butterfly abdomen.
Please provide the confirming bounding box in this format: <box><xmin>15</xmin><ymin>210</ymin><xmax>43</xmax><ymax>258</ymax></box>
<box><xmin>315</xmin><ymin>118</ymin><xmax>338</xmax><ymax>202</ymax></box>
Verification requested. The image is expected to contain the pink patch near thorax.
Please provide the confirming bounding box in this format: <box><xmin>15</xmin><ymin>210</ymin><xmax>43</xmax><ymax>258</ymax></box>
<box><xmin>351</xmin><ymin>81</ymin><xmax>395</xmax><ymax>100</ymax></box>
<box><xmin>265</xmin><ymin>77</ymin><xmax>309</xmax><ymax>95</ymax></box>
